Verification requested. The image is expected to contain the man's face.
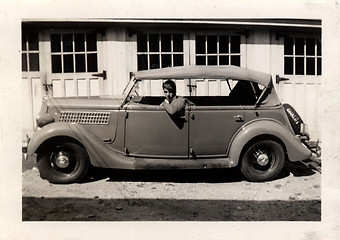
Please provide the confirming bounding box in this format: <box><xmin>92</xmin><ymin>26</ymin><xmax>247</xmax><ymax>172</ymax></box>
<box><xmin>163</xmin><ymin>88</ymin><xmax>175</xmax><ymax>102</ymax></box>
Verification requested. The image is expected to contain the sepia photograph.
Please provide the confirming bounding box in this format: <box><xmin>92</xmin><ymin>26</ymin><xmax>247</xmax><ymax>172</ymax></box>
<box><xmin>1</xmin><ymin>0</ymin><xmax>339</xmax><ymax>239</ymax></box>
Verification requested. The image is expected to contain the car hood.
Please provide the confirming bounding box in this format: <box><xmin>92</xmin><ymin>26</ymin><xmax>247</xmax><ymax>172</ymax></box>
<box><xmin>47</xmin><ymin>97</ymin><xmax>123</xmax><ymax>111</ymax></box>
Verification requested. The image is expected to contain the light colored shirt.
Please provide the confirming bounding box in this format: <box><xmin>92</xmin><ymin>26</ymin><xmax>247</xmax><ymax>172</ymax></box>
<box><xmin>161</xmin><ymin>96</ymin><xmax>186</xmax><ymax>116</ymax></box>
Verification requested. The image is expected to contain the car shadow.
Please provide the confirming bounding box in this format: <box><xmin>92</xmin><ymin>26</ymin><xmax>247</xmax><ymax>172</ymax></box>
<box><xmin>90</xmin><ymin>168</ymin><xmax>245</xmax><ymax>183</ymax></box>
<box><xmin>280</xmin><ymin>160</ymin><xmax>318</xmax><ymax>178</ymax></box>
<box><xmin>87</xmin><ymin>159</ymin><xmax>319</xmax><ymax>184</ymax></box>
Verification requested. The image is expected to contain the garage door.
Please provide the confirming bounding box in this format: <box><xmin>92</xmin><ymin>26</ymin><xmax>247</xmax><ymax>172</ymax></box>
<box><xmin>46</xmin><ymin>32</ymin><xmax>105</xmax><ymax>97</ymax></box>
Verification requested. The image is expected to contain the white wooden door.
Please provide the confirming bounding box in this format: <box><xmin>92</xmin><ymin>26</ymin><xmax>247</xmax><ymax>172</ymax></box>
<box><xmin>45</xmin><ymin>31</ymin><xmax>105</xmax><ymax>97</ymax></box>
<box><xmin>275</xmin><ymin>35</ymin><xmax>322</xmax><ymax>140</ymax></box>
<box><xmin>276</xmin><ymin>76</ymin><xmax>321</xmax><ymax>140</ymax></box>
<box><xmin>188</xmin><ymin>31</ymin><xmax>247</xmax><ymax>97</ymax></box>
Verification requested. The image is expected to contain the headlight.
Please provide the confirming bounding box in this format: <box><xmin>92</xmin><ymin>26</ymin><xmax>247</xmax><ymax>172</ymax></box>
<box><xmin>36</xmin><ymin>101</ymin><xmax>54</xmax><ymax>127</ymax></box>
<box><xmin>300</xmin><ymin>123</ymin><xmax>309</xmax><ymax>136</ymax></box>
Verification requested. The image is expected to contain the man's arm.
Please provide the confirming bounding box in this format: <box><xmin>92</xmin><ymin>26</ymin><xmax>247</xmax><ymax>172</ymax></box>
<box><xmin>161</xmin><ymin>97</ymin><xmax>186</xmax><ymax>115</ymax></box>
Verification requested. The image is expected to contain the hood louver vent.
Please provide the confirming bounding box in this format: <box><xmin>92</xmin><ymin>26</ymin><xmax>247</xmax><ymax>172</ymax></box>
<box><xmin>59</xmin><ymin>111</ymin><xmax>110</xmax><ymax>125</ymax></box>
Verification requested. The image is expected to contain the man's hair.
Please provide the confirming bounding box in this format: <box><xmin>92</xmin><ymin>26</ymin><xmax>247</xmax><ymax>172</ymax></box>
<box><xmin>162</xmin><ymin>79</ymin><xmax>176</xmax><ymax>94</ymax></box>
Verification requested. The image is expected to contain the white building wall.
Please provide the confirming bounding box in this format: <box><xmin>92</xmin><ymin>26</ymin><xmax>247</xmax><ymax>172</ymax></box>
<box><xmin>106</xmin><ymin>27</ymin><xmax>136</xmax><ymax>97</ymax></box>
<box><xmin>246</xmin><ymin>29</ymin><xmax>271</xmax><ymax>73</ymax></box>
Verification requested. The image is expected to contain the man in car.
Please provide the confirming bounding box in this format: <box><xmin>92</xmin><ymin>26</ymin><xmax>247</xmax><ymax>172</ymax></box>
<box><xmin>160</xmin><ymin>79</ymin><xmax>186</xmax><ymax>117</ymax></box>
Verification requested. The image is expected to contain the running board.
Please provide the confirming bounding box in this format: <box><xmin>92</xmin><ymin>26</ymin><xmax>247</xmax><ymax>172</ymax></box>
<box><xmin>132</xmin><ymin>157</ymin><xmax>235</xmax><ymax>169</ymax></box>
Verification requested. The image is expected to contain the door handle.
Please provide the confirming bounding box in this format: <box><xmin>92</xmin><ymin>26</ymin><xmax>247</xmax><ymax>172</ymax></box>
<box><xmin>233</xmin><ymin>115</ymin><xmax>244</xmax><ymax>122</ymax></box>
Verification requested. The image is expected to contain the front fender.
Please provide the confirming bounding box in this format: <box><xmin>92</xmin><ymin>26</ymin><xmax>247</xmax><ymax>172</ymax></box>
<box><xmin>227</xmin><ymin>119</ymin><xmax>312</xmax><ymax>166</ymax></box>
<box><xmin>27</xmin><ymin>122</ymin><xmax>83</xmax><ymax>156</ymax></box>
<box><xmin>27</xmin><ymin>122</ymin><xmax>134</xmax><ymax>169</ymax></box>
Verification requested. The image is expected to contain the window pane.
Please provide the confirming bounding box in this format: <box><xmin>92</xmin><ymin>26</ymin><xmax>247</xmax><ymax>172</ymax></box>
<box><xmin>306</xmin><ymin>57</ymin><xmax>315</xmax><ymax>75</ymax></box>
<box><xmin>29</xmin><ymin>53</ymin><xmax>39</xmax><ymax>71</ymax></box>
<box><xmin>75</xmin><ymin>34</ymin><xmax>85</xmax><ymax>52</ymax></box>
<box><xmin>63</xmin><ymin>54</ymin><xmax>74</xmax><ymax>73</ymax></box>
<box><xmin>295</xmin><ymin>38</ymin><xmax>304</xmax><ymax>55</ymax></box>
<box><xmin>231</xmin><ymin>55</ymin><xmax>240</xmax><ymax>66</ymax></box>
<box><xmin>219</xmin><ymin>56</ymin><xmax>229</xmax><ymax>65</ymax></box>
<box><xmin>86</xmin><ymin>33</ymin><xmax>97</xmax><ymax>51</ymax></box>
<box><xmin>284</xmin><ymin>57</ymin><xmax>293</xmax><ymax>75</ymax></box>
<box><xmin>137</xmin><ymin>34</ymin><xmax>147</xmax><ymax>52</ymax></box>
<box><xmin>51</xmin><ymin>34</ymin><xmax>61</xmax><ymax>53</ymax></box>
<box><xmin>196</xmin><ymin>56</ymin><xmax>206</xmax><ymax>65</ymax></box>
<box><xmin>22</xmin><ymin>53</ymin><xmax>27</xmax><ymax>71</ymax></box>
<box><xmin>208</xmin><ymin>56</ymin><xmax>217</xmax><ymax>65</ymax></box>
<box><xmin>207</xmin><ymin>35</ymin><xmax>217</xmax><ymax>54</ymax></box>
<box><xmin>230</xmin><ymin>36</ymin><xmax>240</xmax><ymax>53</ymax></box>
<box><xmin>284</xmin><ymin>37</ymin><xmax>293</xmax><ymax>55</ymax></box>
<box><xmin>161</xmin><ymin>34</ymin><xmax>171</xmax><ymax>52</ymax></box>
<box><xmin>149</xmin><ymin>34</ymin><xmax>159</xmax><ymax>52</ymax></box>
<box><xmin>161</xmin><ymin>54</ymin><xmax>171</xmax><ymax>68</ymax></box>
<box><xmin>173</xmin><ymin>54</ymin><xmax>183</xmax><ymax>66</ymax></box>
<box><xmin>75</xmin><ymin>54</ymin><xmax>86</xmax><ymax>72</ymax></box>
<box><xmin>317</xmin><ymin>39</ymin><xmax>321</xmax><ymax>56</ymax></box>
<box><xmin>306</xmin><ymin>38</ymin><xmax>315</xmax><ymax>56</ymax></box>
<box><xmin>87</xmin><ymin>54</ymin><xmax>98</xmax><ymax>72</ymax></box>
<box><xmin>138</xmin><ymin>54</ymin><xmax>148</xmax><ymax>70</ymax></box>
<box><xmin>219</xmin><ymin>35</ymin><xmax>229</xmax><ymax>53</ymax></box>
<box><xmin>317</xmin><ymin>58</ymin><xmax>322</xmax><ymax>75</ymax></box>
<box><xmin>63</xmin><ymin>34</ymin><xmax>73</xmax><ymax>52</ymax></box>
<box><xmin>196</xmin><ymin>35</ymin><xmax>206</xmax><ymax>54</ymax></box>
<box><xmin>22</xmin><ymin>34</ymin><xmax>27</xmax><ymax>51</ymax></box>
<box><xmin>295</xmin><ymin>57</ymin><xmax>304</xmax><ymax>75</ymax></box>
<box><xmin>150</xmin><ymin>54</ymin><xmax>160</xmax><ymax>69</ymax></box>
<box><xmin>173</xmin><ymin>34</ymin><xmax>183</xmax><ymax>52</ymax></box>
<box><xmin>28</xmin><ymin>32</ymin><xmax>39</xmax><ymax>50</ymax></box>
<box><xmin>52</xmin><ymin>55</ymin><xmax>62</xmax><ymax>73</ymax></box>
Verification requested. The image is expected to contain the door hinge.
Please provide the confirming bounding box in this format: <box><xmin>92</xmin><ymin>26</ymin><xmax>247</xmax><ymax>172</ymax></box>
<box><xmin>275</xmin><ymin>75</ymin><xmax>289</xmax><ymax>84</ymax></box>
<box><xmin>124</xmin><ymin>147</ymin><xmax>129</xmax><ymax>155</ymax></box>
<box><xmin>92</xmin><ymin>70</ymin><xmax>107</xmax><ymax>80</ymax></box>
<box><xmin>125</xmin><ymin>112</ymin><xmax>129</xmax><ymax>119</ymax></box>
<box><xmin>43</xmin><ymin>83</ymin><xmax>53</xmax><ymax>94</ymax></box>
<box><xmin>190</xmin><ymin>147</ymin><xmax>196</xmax><ymax>158</ymax></box>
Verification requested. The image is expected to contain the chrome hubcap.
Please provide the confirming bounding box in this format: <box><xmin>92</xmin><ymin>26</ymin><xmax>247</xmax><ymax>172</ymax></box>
<box><xmin>53</xmin><ymin>151</ymin><xmax>70</xmax><ymax>168</ymax></box>
<box><xmin>254</xmin><ymin>150</ymin><xmax>270</xmax><ymax>166</ymax></box>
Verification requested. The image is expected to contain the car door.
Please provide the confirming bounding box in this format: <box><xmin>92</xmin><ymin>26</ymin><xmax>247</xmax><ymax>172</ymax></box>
<box><xmin>124</xmin><ymin>104</ymin><xmax>189</xmax><ymax>158</ymax></box>
<box><xmin>189</xmin><ymin>106</ymin><xmax>245</xmax><ymax>158</ymax></box>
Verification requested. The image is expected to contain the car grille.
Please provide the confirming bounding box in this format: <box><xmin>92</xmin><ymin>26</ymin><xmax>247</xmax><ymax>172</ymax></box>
<box><xmin>59</xmin><ymin>111</ymin><xmax>110</xmax><ymax>125</ymax></box>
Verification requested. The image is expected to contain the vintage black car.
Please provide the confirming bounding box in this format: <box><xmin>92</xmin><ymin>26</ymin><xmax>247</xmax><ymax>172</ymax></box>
<box><xmin>25</xmin><ymin>66</ymin><xmax>320</xmax><ymax>183</ymax></box>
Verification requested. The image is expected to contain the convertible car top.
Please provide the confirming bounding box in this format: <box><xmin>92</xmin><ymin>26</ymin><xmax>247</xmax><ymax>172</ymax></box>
<box><xmin>133</xmin><ymin>65</ymin><xmax>273</xmax><ymax>87</ymax></box>
<box><xmin>129</xmin><ymin>65</ymin><xmax>280</xmax><ymax>107</ymax></box>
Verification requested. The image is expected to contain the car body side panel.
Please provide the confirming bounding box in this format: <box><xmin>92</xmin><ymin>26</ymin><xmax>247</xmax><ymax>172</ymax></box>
<box><xmin>189</xmin><ymin>106</ymin><xmax>244</xmax><ymax>158</ymax></box>
<box><xmin>227</xmin><ymin>119</ymin><xmax>312</xmax><ymax>166</ymax></box>
<box><xmin>124</xmin><ymin>103</ymin><xmax>189</xmax><ymax>158</ymax></box>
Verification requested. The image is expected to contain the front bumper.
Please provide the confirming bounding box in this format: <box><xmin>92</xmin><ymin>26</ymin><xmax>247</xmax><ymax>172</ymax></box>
<box><xmin>22</xmin><ymin>134</ymin><xmax>31</xmax><ymax>161</ymax></box>
<box><xmin>303</xmin><ymin>139</ymin><xmax>321</xmax><ymax>157</ymax></box>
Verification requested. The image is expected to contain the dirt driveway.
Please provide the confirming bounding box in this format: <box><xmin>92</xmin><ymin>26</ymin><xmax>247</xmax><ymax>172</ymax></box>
<box><xmin>22</xmin><ymin>156</ymin><xmax>321</xmax><ymax>221</ymax></box>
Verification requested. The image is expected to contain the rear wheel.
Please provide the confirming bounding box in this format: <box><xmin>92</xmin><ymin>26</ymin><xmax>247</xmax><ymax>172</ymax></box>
<box><xmin>37</xmin><ymin>141</ymin><xmax>90</xmax><ymax>184</ymax></box>
<box><xmin>241</xmin><ymin>140</ymin><xmax>285</xmax><ymax>182</ymax></box>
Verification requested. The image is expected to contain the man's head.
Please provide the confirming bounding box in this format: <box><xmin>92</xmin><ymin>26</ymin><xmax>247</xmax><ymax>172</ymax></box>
<box><xmin>162</xmin><ymin>79</ymin><xmax>176</xmax><ymax>102</ymax></box>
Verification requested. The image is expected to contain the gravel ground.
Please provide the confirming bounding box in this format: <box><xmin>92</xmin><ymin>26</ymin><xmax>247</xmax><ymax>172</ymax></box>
<box><xmin>22</xmin><ymin>155</ymin><xmax>321</xmax><ymax>221</ymax></box>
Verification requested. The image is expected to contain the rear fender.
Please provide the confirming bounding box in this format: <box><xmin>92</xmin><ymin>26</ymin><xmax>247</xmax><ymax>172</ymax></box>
<box><xmin>227</xmin><ymin>119</ymin><xmax>312</xmax><ymax>166</ymax></box>
<box><xmin>27</xmin><ymin>122</ymin><xmax>133</xmax><ymax>169</ymax></box>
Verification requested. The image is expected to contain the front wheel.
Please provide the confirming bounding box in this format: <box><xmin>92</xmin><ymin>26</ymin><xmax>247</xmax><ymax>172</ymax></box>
<box><xmin>241</xmin><ymin>140</ymin><xmax>285</xmax><ymax>182</ymax></box>
<box><xmin>37</xmin><ymin>141</ymin><xmax>90</xmax><ymax>184</ymax></box>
